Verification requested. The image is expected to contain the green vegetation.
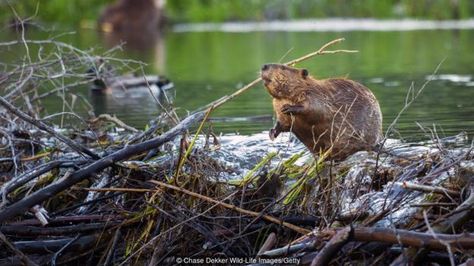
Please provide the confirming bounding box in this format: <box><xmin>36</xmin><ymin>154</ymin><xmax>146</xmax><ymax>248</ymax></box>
<box><xmin>167</xmin><ymin>0</ymin><xmax>473</xmax><ymax>22</ymax></box>
<box><xmin>0</xmin><ymin>0</ymin><xmax>114</xmax><ymax>26</ymax></box>
<box><xmin>1</xmin><ymin>0</ymin><xmax>473</xmax><ymax>27</ymax></box>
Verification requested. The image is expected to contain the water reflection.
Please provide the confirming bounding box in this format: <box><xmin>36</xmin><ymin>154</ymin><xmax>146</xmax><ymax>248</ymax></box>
<box><xmin>99</xmin><ymin>30</ymin><xmax>167</xmax><ymax>72</ymax></box>
<box><xmin>100</xmin><ymin>30</ymin><xmax>159</xmax><ymax>51</ymax></box>
<box><xmin>97</xmin><ymin>0</ymin><xmax>166</xmax><ymax>70</ymax></box>
<box><xmin>95</xmin><ymin>25</ymin><xmax>169</xmax><ymax>123</ymax></box>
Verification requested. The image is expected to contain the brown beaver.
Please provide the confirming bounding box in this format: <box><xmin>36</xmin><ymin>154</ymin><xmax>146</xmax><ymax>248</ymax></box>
<box><xmin>261</xmin><ymin>64</ymin><xmax>382</xmax><ymax>160</ymax></box>
<box><xmin>98</xmin><ymin>0</ymin><xmax>165</xmax><ymax>33</ymax></box>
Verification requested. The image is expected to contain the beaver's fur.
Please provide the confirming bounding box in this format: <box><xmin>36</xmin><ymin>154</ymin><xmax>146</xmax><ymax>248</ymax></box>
<box><xmin>98</xmin><ymin>0</ymin><xmax>161</xmax><ymax>32</ymax></box>
<box><xmin>261</xmin><ymin>64</ymin><xmax>382</xmax><ymax>160</ymax></box>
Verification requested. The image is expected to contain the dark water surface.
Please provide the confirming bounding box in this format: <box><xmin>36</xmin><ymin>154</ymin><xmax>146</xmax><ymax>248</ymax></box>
<box><xmin>1</xmin><ymin>22</ymin><xmax>473</xmax><ymax>140</ymax></box>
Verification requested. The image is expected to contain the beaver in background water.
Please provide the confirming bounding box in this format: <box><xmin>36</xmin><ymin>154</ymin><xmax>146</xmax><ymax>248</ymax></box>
<box><xmin>261</xmin><ymin>64</ymin><xmax>382</xmax><ymax>160</ymax></box>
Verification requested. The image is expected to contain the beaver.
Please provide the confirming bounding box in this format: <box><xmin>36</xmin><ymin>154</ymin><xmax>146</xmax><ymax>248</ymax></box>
<box><xmin>98</xmin><ymin>0</ymin><xmax>165</xmax><ymax>33</ymax></box>
<box><xmin>261</xmin><ymin>64</ymin><xmax>382</xmax><ymax>160</ymax></box>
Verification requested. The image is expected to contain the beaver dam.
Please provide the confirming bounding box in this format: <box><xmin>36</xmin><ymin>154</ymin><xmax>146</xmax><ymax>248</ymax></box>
<box><xmin>0</xmin><ymin>39</ymin><xmax>473</xmax><ymax>265</ymax></box>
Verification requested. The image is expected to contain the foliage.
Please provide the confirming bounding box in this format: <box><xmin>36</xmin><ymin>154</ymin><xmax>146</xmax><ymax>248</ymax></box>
<box><xmin>166</xmin><ymin>0</ymin><xmax>474</xmax><ymax>22</ymax></box>
<box><xmin>0</xmin><ymin>0</ymin><xmax>114</xmax><ymax>26</ymax></box>
<box><xmin>1</xmin><ymin>0</ymin><xmax>473</xmax><ymax>27</ymax></box>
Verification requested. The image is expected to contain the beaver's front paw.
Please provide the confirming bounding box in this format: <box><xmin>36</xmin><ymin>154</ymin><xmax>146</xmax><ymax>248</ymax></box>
<box><xmin>281</xmin><ymin>104</ymin><xmax>304</xmax><ymax>115</ymax></box>
<box><xmin>269</xmin><ymin>128</ymin><xmax>279</xmax><ymax>141</ymax></box>
<box><xmin>270</xmin><ymin>121</ymin><xmax>285</xmax><ymax>140</ymax></box>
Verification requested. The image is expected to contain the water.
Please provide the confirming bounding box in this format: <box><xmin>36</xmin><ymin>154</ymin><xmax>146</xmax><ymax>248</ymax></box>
<box><xmin>174</xmin><ymin>18</ymin><xmax>474</xmax><ymax>32</ymax></box>
<box><xmin>1</xmin><ymin>19</ymin><xmax>473</xmax><ymax>140</ymax></box>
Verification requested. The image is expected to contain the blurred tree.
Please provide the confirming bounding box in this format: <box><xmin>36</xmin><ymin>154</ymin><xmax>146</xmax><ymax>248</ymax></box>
<box><xmin>1</xmin><ymin>0</ymin><xmax>114</xmax><ymax>27</ymax></box>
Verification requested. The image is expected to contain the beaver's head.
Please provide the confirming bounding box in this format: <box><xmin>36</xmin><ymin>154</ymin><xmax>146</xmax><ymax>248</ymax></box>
<box><xmin>260</xmin><ymin>64</ymin><xmax>309</xmax><ymax>99</ymax></box>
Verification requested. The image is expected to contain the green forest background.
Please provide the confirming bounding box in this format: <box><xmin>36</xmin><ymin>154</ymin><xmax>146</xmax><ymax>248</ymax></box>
<box><xmin>2</xmin><ymin>0</ymin><xmax>473</xmax><ymax>27</ymax></box>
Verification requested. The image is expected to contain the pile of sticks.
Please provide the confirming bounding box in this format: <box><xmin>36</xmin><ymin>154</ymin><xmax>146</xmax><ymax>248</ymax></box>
<box><xmin>1</xmin><ymin>38</ymin><xmax>473</xmax><ymax>265</ymax></box>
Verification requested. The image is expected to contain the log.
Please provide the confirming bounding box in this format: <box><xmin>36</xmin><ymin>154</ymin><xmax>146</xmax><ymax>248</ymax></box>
<box><xmin>263</xmin><ymin>226</ymin><xmax>474</xmax><ymax>265</ymax></box>
<box><xmin>14</xmin><ymin>234</ymin><xmax>98</xmax><ymax>253</ymax></box>
<box><xmin>353</xmin><ymin>227</ymin><xmax>474</xmax><ymax>251</ymax></box>
<box><xmin>7</xmin><ymin>214</ymin><xmax>122</xmax><ymax>226</ymax></box>
<box><xmin>1</xmin><ymin>222</ymin><xmax>117</xmax><ymax>236</ymax></box>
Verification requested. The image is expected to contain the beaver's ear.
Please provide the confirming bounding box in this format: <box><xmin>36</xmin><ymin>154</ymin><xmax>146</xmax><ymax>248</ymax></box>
<box><xmin>301</xmin><ymin>69</ymin><xmax>308</xmax><ymax>79</ymax></box>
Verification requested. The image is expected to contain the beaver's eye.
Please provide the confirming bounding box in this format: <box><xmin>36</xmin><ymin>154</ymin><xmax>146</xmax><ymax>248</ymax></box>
<box><xmin>262</xmin><ymin>77</ymin><xmax>271</xmax><ymax>85</ymax></box>
<box><xmin>301</xmin><ymin>69</ymin><xmax>308</xmax><ymax>78</ymax></box>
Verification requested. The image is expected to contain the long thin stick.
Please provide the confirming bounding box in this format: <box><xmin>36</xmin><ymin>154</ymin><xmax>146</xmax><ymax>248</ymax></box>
<box><xmin>396</xmin><ymin>182</ymin><xmax>459</xmax><ymax>197</ymax></box>
<box><xmin>148</xmin><ymin>180</ymin><xmax>311</xmax><ymax>235</ymax></box>
<box><xmin>198</xmin><ymin>38</ymin><xmax>357</xmax><ymax>112</ymax></box>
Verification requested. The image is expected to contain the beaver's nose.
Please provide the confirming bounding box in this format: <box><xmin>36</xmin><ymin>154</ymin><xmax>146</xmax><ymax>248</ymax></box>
<box><xmin>261</xmin><ymin>64</ymin><xmax>269</xmax><ymax>71</ymax></box>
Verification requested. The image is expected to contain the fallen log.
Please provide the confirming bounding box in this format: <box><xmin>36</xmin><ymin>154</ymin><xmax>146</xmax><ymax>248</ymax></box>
<box><xmin>1</xmin><ymin>222</ymin><xmax>117</xmax><ymax>236</ymax></box>
<box><xmin>13</xmin><ymin>234</ymin><xmax>99</xmax><ymax>253</ymax></box>
<box><xmin>7</xmin><ymin>214</ymin><xmax>122</xmax><ymax>226</ymax></box>
<box><xmin>352</xmin><ymin>227</ymin><xmax>474</xmax><ymax>251</ymax></box>
<box><xmin>262</xmin><ymin>226</ymin><xmax>474</xmax><ymax>263</ymax></box>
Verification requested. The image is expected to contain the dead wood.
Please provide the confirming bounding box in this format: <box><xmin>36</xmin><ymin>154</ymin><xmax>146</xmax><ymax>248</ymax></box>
<box><xmin>0</xmin><ymin>111</ymin><xmax>204</xmax><ymax>223</ymax></box>
<box><xmin>1</xmin><ymin>160</ymin><xmax>87</xmax><ymax>202</ymax></box>
<box><xmin>0</xmin><ymin>96</ymin><xmax>101</xmax><ymax>160</ymax></box>
<box><xmin>197</xmin><ymin>38</ymin><xmax>357</xmax><ymax>113</ymax></box>
<box><xmin>149</xmin><ymin>179</ymin><xmax>311</xmax><ymax>235</ymax></box>
<box><xmin>6</xmin><ymin>214</ymin><xmax>123</xmax><ymax>226</ymax></box>
<box><xmin>352</xmin><ymin>227</ymin><xmax>474</xmax><ymax>251</ymax></box>
<box><xmin>433</xmin><ymin>183</ymin><xmax>474</xmax><ymax>233</ymax></box>
<box><xmin>1</xmin><ymin>35</ymin><xmax>472</xmax><ymax>265</ymax></box>
<box><xmin>13</xmin><ymin>234</ymin><xmax>100</xmax><ymax>253</ymax></box>
<box><xmin>391</xmin><ymin>184</ymin><xmax>474</xmax><ymax>265</ymax></box>
<box><xmin>397</xmin><ymin>181</ymin><xmax>460</xmax><ymax>197</ymax></box>
<box><xmin>311</xmin><ymin>226</ymin><xmax>353</xmax><ymax>266</ymax></box>
<box><xmin>0</xmin><ymin>231</ymin><xmax>38</xmax><ymax>266</ymax></box>
<box><xmin>260</xmin><ymin>241</ymin><xmax>316</xmax><ymax>257</ymax></box>
<box><xmin>257</xmin><ymin>232</ymin><xmax>277</xmax><ymax>256</ymax></box>
<box><xmin>102</xmin><ymin>228</ymin><xmax>121</xmax><ymax>266</ymax></box>
<box><xmin>0</xmin><ymin>222</ymin><xmax>117</xmax><ymax>236</ymax></box>
<box><xmin>89</xmin><ymin>114</ymin><xmax>139</xmax><ymax>133</ymax></box>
